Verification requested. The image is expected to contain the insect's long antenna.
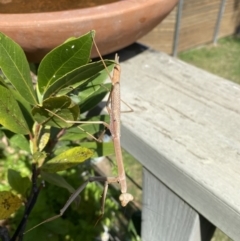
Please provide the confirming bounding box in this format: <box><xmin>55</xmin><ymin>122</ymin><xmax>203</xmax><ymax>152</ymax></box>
<box><xmin>90</xmin><ymin>30</ymin><xmax>114</xmax><ymax>82</ymax></box>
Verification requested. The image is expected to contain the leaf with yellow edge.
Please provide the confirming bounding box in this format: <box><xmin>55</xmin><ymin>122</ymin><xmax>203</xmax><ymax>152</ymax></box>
<box><xmin>33</xmin><ymin>151</ymin><xmax>46</xmax><ymax>167</ymax></box>
<box><xmin>0</xmin><ymin>191</ymin><xmax>22</xmax><ymax>219</ymax></box>
<box><xmin>36</xmin><ymin>125</ymin><xmax>50</xmax><ymax>152</ymax></box>
<box><xmin>41</xmin><ymin>146</ymin><xmax>93</xmax><ymax>173</ymax></box>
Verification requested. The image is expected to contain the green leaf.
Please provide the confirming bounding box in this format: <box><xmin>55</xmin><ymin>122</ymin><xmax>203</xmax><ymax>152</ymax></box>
<box><xmin>77</xmin><ymin>61</ymin><xmax>113</xmax><ymax>113</ymax></box>
<box><xmin>81</xmin><ymin>141</ymin><xmax>114</xmax><ymax>158</ymax></box>
<box><xmin>42</xmin><ymin>60</ymin><xmax>114</xmax><ymax>100</ymax></box>
<box><xmin>0</xmin><ymin>191</ymin><xmax>22</xmax><ymax>219</ymax></box>
<box><xmin>32</xmin><ymin>96</ymin><xmax>79</xmax><ymax>128</ymax></box>
<box><xmin>52</xmin><ymin>141</ymin><xmax>72</xmax><ymax>156</ymax></box>
<box><xmin>33</xmin><ymin>151</ymin><xmax>47</xmax><ymax>167</ymax></box>
<box><xmin>80</xmin><ymin>83</ymin><xmax>111</xmax><ymax>113</ymax></box>
<box><xmin>9</xmin><ymin>134</ymin><xmax>30</xmax><ymax>152</ymax></box>
<box><xmin>60</xmin><ymin>115</ymin><xmax>110</xmax><ymax>141</ymax></box>
<box><xmin>64</xmin><ymin>36</ymin><xmax>77</xmax><ymax>43</ymax></box>
<box><xmin>36</xmin><ymin>125</ymin><xmax>51</xmax><ymax>152</ymax></box>
<box><xmin>80</xmin><ymin>61</ymin><xmax>113</xmax><ymax>97</ymax></box>
<box><xmin>38</xmin><ymin>31</ymin><xmax>94</xmax><ymax>95</ymax></box>
<box><xmin>0</xmin><ymin>75</ymin><xmax>9</xmax><ymax>89</ymax></box>
<box><xmin>11</xmin><ymin>88</ymin><xmax>34</xmax><ymax>125</ymax></box>
<box><xmin>41</xmin><ymin>171</ymin><xmax>75</xmax><ymax>193</ymax></box>
<box><xmin>41</xmin><ymin>146</ymin><xmax>93</xmax><ymax>172</ymax></box>
<box><xmin>0</xmin><ymin>32</ymin><xmax>37</xmax><ymax>105</ymax></box>
<box><xmin>8</xmin><ymin>169</ymin><xmax>31</xmax><ymax>197</ymax></box>
<box><xmin>0</xmin><ymin>85</ymin><xmax>30</xmax><ymax>134</ymax></box>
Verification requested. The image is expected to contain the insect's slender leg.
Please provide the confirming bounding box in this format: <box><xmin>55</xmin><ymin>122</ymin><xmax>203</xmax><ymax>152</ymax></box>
<box><xmin>94</xmin><ymin>181</ymin><xmax>109</xmax><ymax>226</ymax></box>
<box><xmin>44</xmin><ymin>108</ymin><xmax>110</xmax><ymax>142</ymax></box>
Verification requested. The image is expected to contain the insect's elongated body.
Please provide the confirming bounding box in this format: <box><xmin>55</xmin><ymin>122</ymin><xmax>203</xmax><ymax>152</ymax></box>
<box><xmin>106</xmin><ymin>57</ymin><xmax>132</xmax><ymax>206</ymax></box>
<box><xmin>25</xmin><ymin>37</ymin><xmax>133</xmax><ymax>234</ymax></box>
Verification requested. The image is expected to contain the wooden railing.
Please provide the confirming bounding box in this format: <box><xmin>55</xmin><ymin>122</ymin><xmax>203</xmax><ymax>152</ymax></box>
<box><xmin>117</xmin><ymin>43</ymin><xmax>240</xmax><ymax>241</ymax></box>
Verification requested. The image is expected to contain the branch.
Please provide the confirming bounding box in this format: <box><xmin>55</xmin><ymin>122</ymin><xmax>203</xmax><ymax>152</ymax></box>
<box><xmin>10</xmin><ymin>164</ymin><xmax>43</xmax><ymax>241</ymax></box>
<box><xmin>0</xmin><ymin>226</ymin><xmax>10</xmax><ymax>241</ymax></box>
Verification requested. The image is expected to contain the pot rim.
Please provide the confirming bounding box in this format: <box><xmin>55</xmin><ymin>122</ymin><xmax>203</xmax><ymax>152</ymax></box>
<box><xmin>0</xmin><ymin>0</ymin><xmax>152</xmax><ymax>22</ymax></box>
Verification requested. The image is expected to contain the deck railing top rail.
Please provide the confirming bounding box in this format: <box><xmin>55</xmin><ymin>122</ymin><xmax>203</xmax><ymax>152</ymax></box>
<box><xmin>118</xmin><ymin>44</ymin><xmax>240</xmax><ymax>240</ymax></box>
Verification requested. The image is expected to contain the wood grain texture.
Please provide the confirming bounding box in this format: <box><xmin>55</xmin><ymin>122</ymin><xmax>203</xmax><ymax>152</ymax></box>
<box><xmin>142</xmin><ymin>168</ymin><xmax>215</xmax><ymax>241</ymax></box>
<box><xmin>178</xmin><ymin>0</ymin><xmax>240</xmax><ymax>51</ymax></box>
<box><xmin>138</xmin><ymin>6</ymin><xmax>177</xmax><ymax>54</ymax></box>
<box><xmin>138</xmin><ymin>0</ymin><xmax>240</xmax><ymax>54</ymax></box>
<box><xmin>118</xmin><ymin>46</ymin><xmax>240</xmax><ymax>240</ymax></box>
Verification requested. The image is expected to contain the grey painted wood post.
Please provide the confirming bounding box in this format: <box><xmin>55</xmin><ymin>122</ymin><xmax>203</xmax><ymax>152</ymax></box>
<box><xmin>141</xmin><ymin>168</ymin><xmax>215</xmax><ymax>241</ymax></box>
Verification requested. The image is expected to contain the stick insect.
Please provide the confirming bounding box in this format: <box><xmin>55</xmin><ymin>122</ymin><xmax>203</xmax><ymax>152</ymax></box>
<box><xmin>25</xmin><ymin>33</ymin><xmax>133</xmax><ymax>233</ymax></box>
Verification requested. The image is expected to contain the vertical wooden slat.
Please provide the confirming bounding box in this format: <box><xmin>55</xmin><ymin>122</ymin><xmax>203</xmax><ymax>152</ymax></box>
<box><xmin>138</xmin><ymin>6</ymin><xmax>177</xmax><ymax>54</ymax></box>
<box><xmin>141</xmin><ymin>168</ymin><xmax>215</xmax><ymax>241</ymax></box>
<box><xmin>138</xmin><ymin>0</ymin><xmax>240</xmax><ymax>54</ymax></box>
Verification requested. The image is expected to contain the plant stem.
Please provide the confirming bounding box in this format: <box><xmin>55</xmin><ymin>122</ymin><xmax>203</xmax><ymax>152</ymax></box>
<box><xmin>0</xmin><ymin>226</ymin><xmax>10</xmax><ymax>241</ymax></box>
<box><xmin>10</xmin><ymin>164</ymin><xmax>43</xmax><ymax>241</ymax></box>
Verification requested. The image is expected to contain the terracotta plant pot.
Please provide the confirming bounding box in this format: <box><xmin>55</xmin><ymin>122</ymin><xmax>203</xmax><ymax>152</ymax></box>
<box><xmin>0</xmin><ymin>0</ymin><xmax>178</xmax><ymax>62</ymax></box>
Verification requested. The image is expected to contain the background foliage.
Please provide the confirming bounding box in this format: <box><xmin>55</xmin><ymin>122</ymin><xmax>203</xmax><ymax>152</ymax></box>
<box><xmin>0</xmin><ymin>30</ymin><xmax>122</xmax><ymax>240</ymax></box>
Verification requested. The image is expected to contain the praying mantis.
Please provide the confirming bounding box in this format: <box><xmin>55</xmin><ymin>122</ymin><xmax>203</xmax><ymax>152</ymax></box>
<box><xmin>26</xmin><ymin>32</ymin><xmax>134</xmax><ymax>233</ymax></box>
